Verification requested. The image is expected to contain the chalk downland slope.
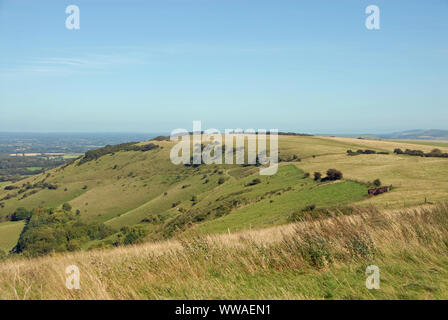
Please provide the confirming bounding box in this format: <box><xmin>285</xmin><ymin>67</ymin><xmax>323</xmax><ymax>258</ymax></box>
<box><xmin>0</xmin><ymin>203</ymin><xmax>447</xmax><ymax>299</ymax></box>
<box><xmin>0</xmin><ymin>135</ymin><xmax>448</xmax><ymax>249</ymax></box>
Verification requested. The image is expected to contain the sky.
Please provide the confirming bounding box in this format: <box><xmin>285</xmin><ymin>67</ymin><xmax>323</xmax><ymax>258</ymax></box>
<box><xmin>0</xmin><ymin>0</ymin><xmax>447</xmax><ymax>134</ymax></box>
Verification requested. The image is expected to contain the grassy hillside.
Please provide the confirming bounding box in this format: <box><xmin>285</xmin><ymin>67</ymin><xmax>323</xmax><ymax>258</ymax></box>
<box><xmin>0</xmin><ymin>135</ymin><xmax>448</xmax><ymax>250</ymax></box>
<box><xmin>1</xmin><ymin>203</ymin><xmax>447</xmax><ymax>299</ymax></box>
<box><xmin>0</xmin><ymin>221</ymin><xmax>25</xmax><ymax>252</ymax></box>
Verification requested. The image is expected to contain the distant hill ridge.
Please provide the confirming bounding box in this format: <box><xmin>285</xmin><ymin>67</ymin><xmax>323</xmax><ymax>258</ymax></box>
<box><xmin>379</xmin><ymin>129</ymin><xmax>448</xmax><ymax>140</ymax></box>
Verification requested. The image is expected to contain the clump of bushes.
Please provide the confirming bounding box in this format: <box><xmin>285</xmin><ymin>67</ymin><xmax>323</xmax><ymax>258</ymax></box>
<box><xmin>12</xmin><ymin>208</ymin><xmax>114</xmax><ymax>257</ymax></box>
<box><xmin>78</xmin><ymin>142</ymin><xmax>159</xmax><ymax>165</ymax></box>
<box><xmin>4</xmin><ymin>185</ymin><xmax>18</xmax><ymax>191</ymax></box>
<box><xmin>313</xmin><ymin>172</ymin><xmax>322</xmax><ymax>181</ymax></box>
<box><xmin>394</xmin><ymin>148</ymin><xmax>448</xmax><ymax>158</ymax></box>
<box><xmin>114</xmin><ymin>226</ymin><xmax>148</xmax><ymax>246</ymax></box>
<box><xmin>323</xmin><ymin>169</ymin><xmax>343</xmax><ymax>181</ymax></box>
<box><xmin>279</xmin><ymin>154</ymin><xmax>301</xmax><ymax>162</ymax></box>
<box><xmin>11</xmin><ymin>207</ymin><xmax>32</xmax><ymax>221</ymax></box>
<box><xmin>425</xmin><ymin>148</ymin><xmax>448</xmax><ymax>158</ymax></box>
<box><xmin>347</xmin><ymin>149</ymin><xmax>378</xmax><ymax>156</ymax></box>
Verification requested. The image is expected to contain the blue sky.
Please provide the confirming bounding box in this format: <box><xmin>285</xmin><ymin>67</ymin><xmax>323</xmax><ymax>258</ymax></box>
<box><xmin>0</xmin><ymin>0</ymin><xmax>447</xmax><ymax>133</ymax></box>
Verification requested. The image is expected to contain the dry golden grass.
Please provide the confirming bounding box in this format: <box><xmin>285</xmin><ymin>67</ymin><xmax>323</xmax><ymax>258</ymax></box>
<box><xmin>1</xmin><ymin>203</ymin><xmax>447</xmax><ymax>300</ymax></box>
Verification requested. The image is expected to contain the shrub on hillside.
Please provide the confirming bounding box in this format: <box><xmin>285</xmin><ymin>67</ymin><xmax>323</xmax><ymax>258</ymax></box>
<box><xmin>246</xmin><ymin>178</ymin><xmax>261</xmax><ymax>186</ymax></box>
<box><xmin>405</xmin><ymin>149</ymin><xmax>425</xmax><ymax>157</ymax></box>
<box><xmin>325</xmin><ymin>169</ymin><xmax>343</xmax><ymax>181</ymax></box>
<box><xmin>78</xmin><ymin>142</ymin><xmax>158</xmax><ymax>165</ymax></box>
<box><xmin>373</xmin><ymin>179</ymin><xmax>381</xmax><ymax>187</ymax></box>
<box><xmin>12</xmin><ymin>208</ymin><xmax>114</xmax><ymax>257</ymax></box>
<box><xmin>348</xmin><ymin>149</ymin><xmax>377</xmax><ymax>155</ymax></box>
<box><xmin>11</xmin><ymin>207</ymin><xmax>32</xmax><ymax>221</ymax></box>
<box><xmin>62</xmin><ymin>203</ymin><xmax>72</xmax><ymax>211</ymax></box>
<box><xmin>116</xmin><ymin>226</ymin><xmax>148</xmax><ymax>246</ymax></box>
<box><xmin>425</xmin><ymin>148</ymin><xmax>448</xmax><ymax>158</ymax></box>
<box><xmin>313</xmin><ymin>172</ymin><xmax>322</xmax><ymax>181</ymax></box>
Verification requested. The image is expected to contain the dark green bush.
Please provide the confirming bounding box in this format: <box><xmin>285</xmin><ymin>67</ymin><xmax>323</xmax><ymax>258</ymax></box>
<box><xmin>62</xmin><ymin>203</ymin><xmax>72</xmax><ymax>211</ymax></box>
<box><xmin>12</xmin><ymin>208</ymin><xmax>114</xmax><ymax>257</ymax></box>
<box><xmin>11</xmin><ymin>207</ymin><xmax>32</xmax><ymax>221</ymax></box>
<box><xmin>246</xmin><ymin>178</ymin><xmax>261</xmax><ymax>186</ymax></box>
<box><xmin>325</xmin><ymin>169</ymin><xmax>343</xmax><ymax>181</ymax></box>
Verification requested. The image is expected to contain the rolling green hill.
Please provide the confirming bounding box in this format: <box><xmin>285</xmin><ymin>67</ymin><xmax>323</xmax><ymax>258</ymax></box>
<box><xmin>1</xmin><ymin>135</ymin><xmax>448</xmax><ymax>253</ymax></box>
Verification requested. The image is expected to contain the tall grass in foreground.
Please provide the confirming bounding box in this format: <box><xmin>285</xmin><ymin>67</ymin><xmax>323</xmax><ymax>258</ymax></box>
<box><xmin>0</xmin><ymin>203</ymin><xmax>447</xmax><ymax>299</ymax></box>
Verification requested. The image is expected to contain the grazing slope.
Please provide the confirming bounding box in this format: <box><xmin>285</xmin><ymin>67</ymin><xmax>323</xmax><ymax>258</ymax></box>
<box><xmin>0</xmin><ymin>135</ymin><xmax>448</xmax><ymax>248</ymax></box>
<box><xmin>1</xmin><ymin>204</ymin><xmax>447</xmax><ymax>299</ymax></box>
<box><xmin>0</xmin><ymin>221</ymin><xmax>25</xmax><ymax>252</ymax></box>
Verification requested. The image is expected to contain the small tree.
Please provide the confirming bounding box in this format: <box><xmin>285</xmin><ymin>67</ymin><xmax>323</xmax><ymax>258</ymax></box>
<box><xmin>326</xmin><ymin>169</ymin><xmax>343</xmax><ymax>181</ymax></box>
<box><xmin>313</xmin><ymin>172</ymin><xmax>322</xmax><ymax>181</ymax></box>
<box><xmin>373</xmin><ymin>179</ymin><xmax>381</xmax><ymax>187</ymax></box>
<box><xmin>62</xmin><ymin>203</ymin><xmax>72</xmax><ymax>211</ymax></box>
<box><xmin>394</xmin><ymin>148</ymin><xmax>403</xmax><ymax>154</ymax></box>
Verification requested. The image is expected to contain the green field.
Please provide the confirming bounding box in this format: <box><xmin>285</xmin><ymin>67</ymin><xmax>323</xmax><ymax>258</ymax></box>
<box><xmin>26</xmin><ymin>167</ymin><xmax>43</xmax><ymax>171</ymax></box>
<box><xmin>63</xmin><ymin>153</ymin><xmax>84</xmax><ymax>159</ymax></box>
<box><xmin>0</xmin><ymin>221</ymin><xmax>25</xmax><ymax>252</ymax></box>
<box><xmin>194</xmin><ymin>178</ymin><xmax>367</xmax><ymax>234</ymax></box>
<box><xmin>0</xmin><ymin>181</ymin><xmax>11</xmax><ymax>187</ymax></box>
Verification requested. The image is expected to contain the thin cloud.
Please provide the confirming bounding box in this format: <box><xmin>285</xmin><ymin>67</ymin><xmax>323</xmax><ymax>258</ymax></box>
<box><xmin>0</xmin><ymin>53</ymin><xmax>149</xmax><ymax>77</ymax></box>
